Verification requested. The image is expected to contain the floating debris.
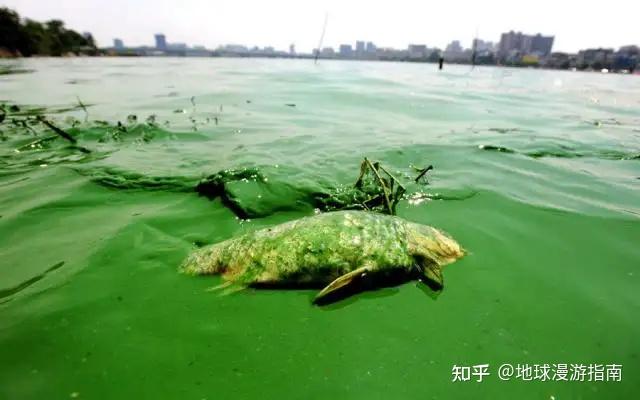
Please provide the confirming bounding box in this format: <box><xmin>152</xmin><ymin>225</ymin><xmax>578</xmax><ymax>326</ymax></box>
<box><xmin>408</xmin><ymin>192</ymin><xmax>431</xmax><ymax>206</ymax></box>
<box><xmin>76</xmin><ymin>97</ymin><xmax>89</xmax><ymax>122</ymax></box>
<box><xmin>181</xmin><ymin>211</ymin><xmax>465</xmax><ymax>304</ymax></box>
<box><xmin>37</xmin><ymin>116</ymin><xmax>77</xmax><ymax>144</ymax></box>
<box><xmin>0</xmin><ymin>67</ymin><xmax>34</xmax><ymax>76</ymax></box>
<box><xmin>353</xmin><ymin>157</ymin><xmax>406</xmax><ymax>215</ymax></box>
<box><xmin>478</xmin><ymin>144</ymin><xmax>515</xmax><ymax>153</ymax></box>
<box><xmin>488</xmin><ymin>127</ymin><xmax>521</xmax><ymax>134</ymax></box>
<box><xmin>413</xmin><ymin>165</ymin><xmax>433</xmax><ymax>183</ymax></box>
<box><xmin>195</xmin><ymin>158</ymin><xmax>443</xmax><ymax>218</ymax></box>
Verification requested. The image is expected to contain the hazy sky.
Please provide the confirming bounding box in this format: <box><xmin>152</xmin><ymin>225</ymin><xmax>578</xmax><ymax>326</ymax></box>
<box><xmin>3</xmin><ymin>0</ymin><xmax>638</xmax><ymax>53</ymax></box>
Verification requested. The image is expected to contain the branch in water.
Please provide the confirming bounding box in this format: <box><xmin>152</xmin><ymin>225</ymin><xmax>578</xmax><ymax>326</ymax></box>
<box><xmin>37</xmin><ymin>116</ymin><xmax>77</xmax><ymax>143</ymax></box>
<box><xmin>36</xmin><ymin>116</ymin><xmax>91</xmax><ymax>153</ymax></box>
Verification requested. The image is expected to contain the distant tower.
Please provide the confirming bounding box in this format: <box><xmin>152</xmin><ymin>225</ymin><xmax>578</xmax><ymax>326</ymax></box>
<box><xmin>339</xmin><ymin>44</ymin><xmax>353</xmax><ymax>57</ymax></box>
<box><xmin>365</xmin><ymin>42</ymin><xmax>376</xmax><ymax>53</ymax></box>
<box><xmin>113</xmin><ymin>38</ymin><xmax>124</xmax><ymax>49</ymax></box>
<box><xmin>356</xmin><ymin>41</ymin><xmax>365</xmax><ymax>54</ymax></box>
<box><xmin>154</xmin><ymin>34</ymin><xmax>167</xmax><ymax>51</ymax></box>
<box><xmin>289</xmin><ymin>43</ymin><xmax>296</xmax><ymax>55</ymax></box>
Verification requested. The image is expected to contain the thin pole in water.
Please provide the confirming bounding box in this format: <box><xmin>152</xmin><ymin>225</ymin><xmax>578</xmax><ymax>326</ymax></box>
<box><xmin>314</xmin><ymin>13</ymin><xmax>328</xmax><ymax>64</ymax></box>
<box><xmin>470</xmin><ymin>27</ymin><xmax>479</xmax><ymax>70</ymax></box>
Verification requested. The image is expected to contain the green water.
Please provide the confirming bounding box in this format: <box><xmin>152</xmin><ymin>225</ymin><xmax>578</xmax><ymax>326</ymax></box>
<box><xmin>1</xmin><ymin>58</ymin><xmax>639</xmax><ymax>399</ymax></box>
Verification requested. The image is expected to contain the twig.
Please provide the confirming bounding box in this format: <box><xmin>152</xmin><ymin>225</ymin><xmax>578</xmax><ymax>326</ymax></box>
<box><xmin>414</xmin><ymin>165</ymin><xmax>434</xmax><ymax>182</ymax></box>
<box><xmin>18</xmin><ymin>119</ymin><xmax>38</xmax><ymax>136</ymax></box>
<box><xmin>76</xmin><ymin>96</ymin><xmax>89</xmax><ymax>122</ymax></box>
<box><xmin>376</xmin><ymin>164</ymin><xmax>406</xmax><ymax>214</ymax></box>
<box><xmin>16</xmin><ymin>135</ymin><xmax>58</xmax><ymax>151</ymax></box>
<box><xmin>364</xmin><ymin>158</ymin><xmax>393</xmax><ymax>214</ymax></box>
<box><xmin>37</xmin><ymin>117</ymin><xmax>77</xmax><ymax>144</ymax></box>
<box><xmin>36</xmin><ymin>116</ymin><xmax>91</xmax><ymax>153</ymax></box>
<box><xmin>377</xmin><ymin>164</ymin><xmax>406</xmax><ymax>192</ymax></box>
<box><xmin>354</xmin><ymin>159</ymin><xmax>368</xmax><ymax>188</ymax></box>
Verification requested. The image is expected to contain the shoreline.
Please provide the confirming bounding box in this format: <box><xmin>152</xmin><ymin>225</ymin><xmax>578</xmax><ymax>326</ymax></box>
<box><xmin>1</xmin><ymin>53</ymin><xmax>638</xmax><ymax>75</ymax></box>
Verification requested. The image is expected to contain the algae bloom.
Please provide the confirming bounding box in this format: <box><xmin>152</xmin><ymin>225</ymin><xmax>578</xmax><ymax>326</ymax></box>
<box><xmin>181</xmin><ymin>211</ymin><xmax>465</xmax><ymax>304</ymax></box>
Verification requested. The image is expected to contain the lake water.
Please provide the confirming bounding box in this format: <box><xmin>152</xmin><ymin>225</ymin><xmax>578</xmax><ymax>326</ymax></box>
<box><xmin>1</xmin><ymin>57</ymin><xmax>639</xmax><ymax>399</ymax></box>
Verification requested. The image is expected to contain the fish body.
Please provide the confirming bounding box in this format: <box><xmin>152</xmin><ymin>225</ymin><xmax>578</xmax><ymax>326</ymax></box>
<box><xmin>181</xmin><ymin>211</ymin><xmax>464</xmax><ymax>302</ymax></box>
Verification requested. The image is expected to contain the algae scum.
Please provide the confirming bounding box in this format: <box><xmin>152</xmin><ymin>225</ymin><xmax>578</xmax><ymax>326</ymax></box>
<box><xmin>1</xmin><ymin>58</ymin><xmax>639</xmax><ymax>399</ymax></box>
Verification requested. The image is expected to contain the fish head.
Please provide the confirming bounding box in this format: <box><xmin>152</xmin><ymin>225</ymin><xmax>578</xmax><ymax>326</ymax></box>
<box><xmin>406</xmin><ymin>223</ymin><xmax>465</xmax><ymax>290</ymax></box>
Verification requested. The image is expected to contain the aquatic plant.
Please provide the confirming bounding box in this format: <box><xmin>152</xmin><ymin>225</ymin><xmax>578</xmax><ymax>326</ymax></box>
<box><xmin>195</xmin><ymin>158</ymin><xmax>435</xmax><ymax>218</ymax></box>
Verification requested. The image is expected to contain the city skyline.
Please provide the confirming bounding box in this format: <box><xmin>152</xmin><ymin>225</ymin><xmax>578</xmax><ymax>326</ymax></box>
<box><xmin>101</xmin><ymin>31</ymin><xmax>638</xmax><ymax>74</ymax></box>
<box><xmin>3</xmin><ymin>0</ymin><xmax>639</xmax><ymax>54</ymax></box>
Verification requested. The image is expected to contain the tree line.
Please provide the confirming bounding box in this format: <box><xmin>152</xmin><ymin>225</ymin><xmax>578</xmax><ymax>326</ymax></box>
<box><xmin>0</xmin><ymin>7</ymin><xmax>97</xmax><ymax>56</ymax></box>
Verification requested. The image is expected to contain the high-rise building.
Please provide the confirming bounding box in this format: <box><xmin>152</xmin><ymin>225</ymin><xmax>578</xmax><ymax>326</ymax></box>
<box><xmin>613</xmin><ymin>45</ymin><xmax>639</xmax><ymax>71</ymax></box>
<box><xmin>167</xmin><ymin>42</ymin><xmax>187</xmax><ymax>50</ymax></box>
<box><xmin>408</xmin><ymin>44</ymin><xmax>428</xmax><ymax>59</ymax></box>
<box><xmin>356</xmin><ymin>41</ymin><xmax>365</xmax><ymax>54</ymax></box>
<box><xmin>289</xmin><ymin>44</ymin><xmax>296</xmax><ymax>55</ymax></box>
<box><xmin>224</xmin><ymin>44</ymin><xmax>248</xmax><ymax>53</ymax></box>
<box><xmin>113</xmin><ymin>38</ymin><xmax>124</xmax><ymax>49</ymax></box>
<box><xmin>321</xmin><ymin>47</ymin><xmax>335</xmax><ymax>57</ymax></box>
<box><xmin>445</xmin><ymin>40</ymin><xmax>463</xmax><ymax>53</ymax></box>
<box><xmin>498</xmin><ymin>31</ymin><xmax>554</xmax><ymax>59</ymax></box>
<box><xmin>529</xmin><ymin>34</ymin><xmax>554</xmax><ymax>56</ymax></box>
<box><xmin>154</xmin><ymin>34</ymin><xmax>167</xmax><ymax>51</ymax></box>
<box><xmin>472</xmin><ymin>39</ymin><xmax>494</xmax><ymax>52</ymax></box>
<box><xmin>339</xmin><ymin>44</ymin><xmax>353</xmax><ymax>57</ymax></box>
<box><xmin>444</xmin><ymin>40</ymin><xmax>469</xmax><ymax>61</ymax></box>
<box><xmin>366</xmin><ymin>42</ymin><xmax>376</xmax><ymax>53</ymax></box>
<box><xmin>498</xmin><ymin>31</ymin><xmax>524</xmax><ymax>58</ymax></box>
<box><xmin>577</xmin><ymin>48</ymin><xmax>614</xmax><ymax>68</ymax></box>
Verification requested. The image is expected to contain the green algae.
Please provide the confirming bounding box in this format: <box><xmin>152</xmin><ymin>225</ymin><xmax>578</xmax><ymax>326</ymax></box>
<box><xmin>0</xmin><ymin>60</ymin><xmax>639</xmax><ymax>400</ymax></box>
<box><xmin>194</xmin><ymin>158</ymin><xmax>426</xmax><ymax>218</ymax></box>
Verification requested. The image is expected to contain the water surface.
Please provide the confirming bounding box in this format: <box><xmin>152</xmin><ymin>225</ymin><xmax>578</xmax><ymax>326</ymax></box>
<box><xmin>1</xmin><ymin>58</ymin><xmax>639</xmax><ymax>399</ymax></box>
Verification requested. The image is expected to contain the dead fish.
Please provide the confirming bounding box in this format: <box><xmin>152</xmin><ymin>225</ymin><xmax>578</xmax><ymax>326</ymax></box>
<box><xmin>181</xmin><ymin>211</ymin><xmax>465</xmax><ymax>304</ymax></box>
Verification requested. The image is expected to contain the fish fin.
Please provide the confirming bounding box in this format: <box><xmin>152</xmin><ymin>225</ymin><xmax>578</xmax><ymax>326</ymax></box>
<box><xmin>205</xmin><ymin>281</ymin><xmax>233</xmax><ymax>292</ymax></box>
<box><xmin>418</xmin><ymin>259</ymin><xmax>444</xmax><ymax>291</ymax></box>
<box><xmin>219</xmin><ymin>285</ymin><xmax>246</xmax><ymax>297</ymax></box>
<box><xmin>206</xmin><ymin>281</ymin><xmax>246</xmax><ymax>296</ymax></box>
<box><xmin>313</xmin><ymin>265</ymin><xmax>371</xmax><ymax>304</ymax></box>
